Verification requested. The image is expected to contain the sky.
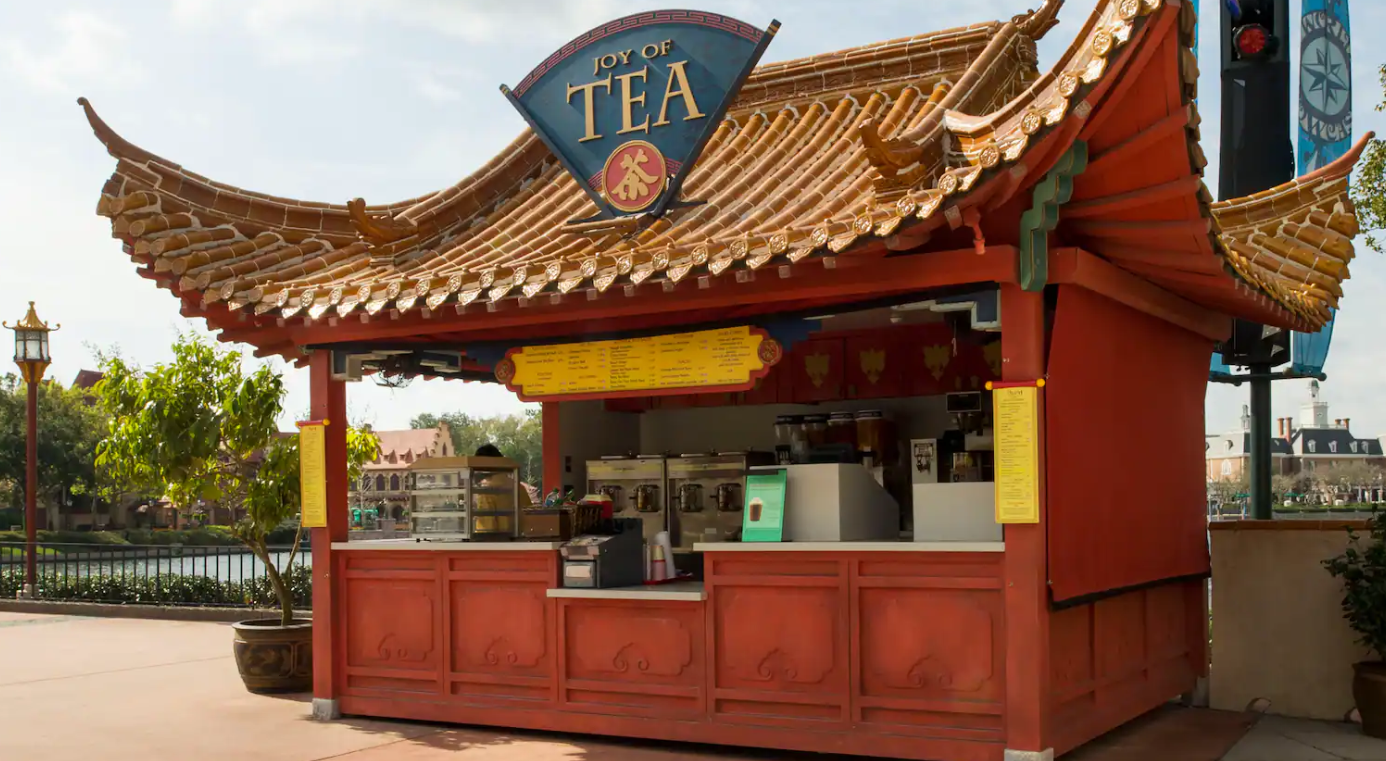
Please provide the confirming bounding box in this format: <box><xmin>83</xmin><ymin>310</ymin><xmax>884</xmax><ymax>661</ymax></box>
<box><xmin>0</xmin><ymin>0</ymin><xmax>1382</xmax><ymax>435</ymax></box>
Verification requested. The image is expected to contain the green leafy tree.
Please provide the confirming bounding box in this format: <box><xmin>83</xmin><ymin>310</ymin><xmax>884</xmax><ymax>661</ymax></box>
<box><xmin>95</xmin><ymin>334</ymin><xmax>379</xmax><ymax>625</ymax></box>
<box><xmin>412</xmin><ymin>408</ymin><xmax>542</xmax><ymax>485</ymax></box>
<box><xmin>0</xmin><ymin>373</ymin><xmax>108</xmax><ymax>514</ymax></box>
<box><xmin>1352</xmin><ymin>64</ymin><xmax>1386</xmax><ymax>252</ymax></box>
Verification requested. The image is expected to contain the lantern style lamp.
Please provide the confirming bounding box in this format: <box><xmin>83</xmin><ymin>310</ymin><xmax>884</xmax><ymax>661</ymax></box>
<box><xmin>4</xmin><ymin>302</ymin><xmax>58</xmax><ymax>598</ymax></box>
<box><xmin>6</xmin><ymin>302</ymin><xmax>57</xmax><ymax>383</ymax></box>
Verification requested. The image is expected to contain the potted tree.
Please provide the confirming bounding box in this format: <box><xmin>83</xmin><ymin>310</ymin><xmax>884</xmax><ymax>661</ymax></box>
<box><xmin>1323</xmin><ymin>512</ymin><xmax>1386</xmax><ymax>738</ymax></box>
<box><xmin>95</xmin><ymin>335</ymin><xmax>378</xmax><ymax>692</ymax></box>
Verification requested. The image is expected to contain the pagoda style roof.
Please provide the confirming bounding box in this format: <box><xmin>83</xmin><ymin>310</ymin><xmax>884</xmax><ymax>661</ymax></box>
<box><xmin>83</xmin><ymin>0</ymin><xmax>1368</xmax><ymax>359</ymax></box>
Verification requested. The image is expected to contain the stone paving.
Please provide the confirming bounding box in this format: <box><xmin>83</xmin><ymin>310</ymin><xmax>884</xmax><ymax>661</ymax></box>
<box><xmin>1</xmin><ymin>611</ymin><xmax>1383</xmax><ymax>761</ymax></box>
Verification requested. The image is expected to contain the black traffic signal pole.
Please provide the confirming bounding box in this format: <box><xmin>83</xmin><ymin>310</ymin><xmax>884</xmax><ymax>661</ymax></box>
<box><xmin>1218</xmin><ymin>0</ymin><xmax>1294</xmax><ymax>520</ymax></box>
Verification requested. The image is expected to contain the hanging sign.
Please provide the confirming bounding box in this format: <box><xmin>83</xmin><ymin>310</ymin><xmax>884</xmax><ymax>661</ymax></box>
<box><xmin>1298</xmin><ymin>0</ymin><xmax>1352</xmax><ymax>173</ymax></box>
<box><xmin>500</xmin><ymin>11</ymin><xmax>779</xmax><ymax>222</ymax></box>
<box><xmin>494</xmin><ymin>325</ymin><xmax>782</xmax><ymax>401</ymax></box>
<box><xmin>988</xmin><ymin>381</ymin><xmax>1042</xmax><ymax>524</ymax></box>
<box><xmin>298</xmin><ymin>420</ymin><xmax>328</xmax><ymax>529</ymax></box>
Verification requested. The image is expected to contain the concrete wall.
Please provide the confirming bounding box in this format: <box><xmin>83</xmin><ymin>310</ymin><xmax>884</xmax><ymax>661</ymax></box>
<box><xmin>1210</xmin><ymin>521</ymin><xmax>1373</xmax><ymax>720</ymax></box>
<box><xmin>558</xmin><ymin>400</ymin><xmax>641</xmax><ymax>493</ymax></box>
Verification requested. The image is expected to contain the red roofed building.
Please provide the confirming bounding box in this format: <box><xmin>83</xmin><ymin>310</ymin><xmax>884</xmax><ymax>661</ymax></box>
<box><xmin>351</xmin><ymin>422</ymin><xmax>452</xmax><ymax>523</ymax></box>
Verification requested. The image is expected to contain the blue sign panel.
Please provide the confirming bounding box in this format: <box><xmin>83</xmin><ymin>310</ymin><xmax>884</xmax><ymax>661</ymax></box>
<box><xmin>1298</xmin><ymin>0</ymin><xmax>1352</xmax><ymax>173</ymax></box>
<box><xmin>1291</xmin><ymin>0</ymin><xmax>1351</xmax><ymax>375</ymax></box>
<box><xmin>501</xmin><ymin>11</ymin><xmax>778</xmax><ymax>221</ymax></box>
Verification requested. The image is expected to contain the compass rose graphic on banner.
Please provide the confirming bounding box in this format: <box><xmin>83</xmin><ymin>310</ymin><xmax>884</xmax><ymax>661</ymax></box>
<box><xmin>1298</xmin><ymin>0</ymin><xmax>1352</xmax><ymax>173</ymax></box>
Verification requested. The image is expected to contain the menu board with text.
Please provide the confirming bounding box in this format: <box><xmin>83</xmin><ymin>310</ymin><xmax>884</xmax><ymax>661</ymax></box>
<box><xmin>993</xmin><ymin>386</ymin><xmax>1040</xmax><ymax>524</ymax></box>
<box><xmin>499</xmin><ymin>326</ymin><xmax>779</xmax><ymax>400</ymax></box>
<box><xmin>299</xmin><ymin>422</ymin><xmax>328</xmax><ymax>529</ymax></box>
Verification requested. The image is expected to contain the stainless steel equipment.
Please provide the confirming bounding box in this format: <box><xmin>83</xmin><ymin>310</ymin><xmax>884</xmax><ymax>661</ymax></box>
<box><xmin>560</xmin><ymin>518</ymin><xmax>645</xmax><ymax>589</ymax></box>
<box><xmin>667</xmin><ymin>452</ymin><xmax>775</xmax><ymax>549</ymax></box>
<box><xmin>587</xmin><ymin>455</ymin><xmax>667</xmax><ymax>543</ymax></box>
<box><xmin>408</xmin><ymin>456</ymin><xmax>521</xmax><ymax>541</ymax></box>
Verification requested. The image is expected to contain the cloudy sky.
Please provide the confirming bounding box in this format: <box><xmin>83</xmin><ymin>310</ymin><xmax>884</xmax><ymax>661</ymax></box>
<box><xmin>1</xmin><ymin>0</ymin><xmax>1382</xmax><ymax>435</ymax></box>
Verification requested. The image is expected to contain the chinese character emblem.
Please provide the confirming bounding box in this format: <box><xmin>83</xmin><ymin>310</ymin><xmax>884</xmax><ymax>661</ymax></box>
<box><xmin>601</xmin><ymin>140</ymin><xmax>668</xmax><ymax>213</ymax></box>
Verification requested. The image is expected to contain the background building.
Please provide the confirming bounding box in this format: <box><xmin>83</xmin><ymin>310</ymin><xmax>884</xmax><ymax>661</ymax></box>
<box><xmin>1207</xmin><ymin>381</ymin><xmax>1385</xmax><ymax>502</ymax></box>
<box><xmin>350</xmin><ymin>422</ymin><xmax>452</xmax><ymax>523</ymax></box>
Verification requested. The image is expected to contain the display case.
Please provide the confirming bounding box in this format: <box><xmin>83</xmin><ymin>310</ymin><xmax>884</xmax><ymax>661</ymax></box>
<box><xmin>407</xmin><ymin>456</ymin><xmax>522</xmax><ymax>541</ymax></box>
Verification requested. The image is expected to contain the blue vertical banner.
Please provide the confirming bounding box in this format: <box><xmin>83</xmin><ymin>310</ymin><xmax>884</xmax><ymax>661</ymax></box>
<box><xmin>1291</xmin><ymin>0</ymin><xmax>1351</xmax><ymax>375</ymax></box>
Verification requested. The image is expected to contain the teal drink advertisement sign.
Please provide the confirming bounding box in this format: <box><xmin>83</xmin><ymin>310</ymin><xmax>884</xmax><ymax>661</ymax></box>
<box><xmin>741</xmin><ymin>469</ymin><xmax>786</xmax><ymax>543</ymax></box>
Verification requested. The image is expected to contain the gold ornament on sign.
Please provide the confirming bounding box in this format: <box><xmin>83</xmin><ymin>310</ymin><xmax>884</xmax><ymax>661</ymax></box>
<box><xmin>805</xmin><ymin>353</ymin><xmax>831</xmax><ymax>388</ymax></box>
<box><xmin>923</xmin><ymin>345</ymin><xmax>951</xmax><ymax>380</ymax></box>
<box><xmin>860</xmin><ymin>349</ymin><xmax>886</xmax><ymax>385</ymax></box>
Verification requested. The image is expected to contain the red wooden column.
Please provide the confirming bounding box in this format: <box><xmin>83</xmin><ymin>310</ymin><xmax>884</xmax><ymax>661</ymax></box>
<box><xmin>541</xmin><ymin>401</ymin><xmax>561</xmax><ymax>497</ymax></box>
<box><xmin>309</xmin><ymin>350</ymin><xmax>349</xmax><ymax>719</ymax></box>
<box><xmin>1000</xmin><ymin>284</ymin><xmax>1052</xmax><ymax>759</ymax></box>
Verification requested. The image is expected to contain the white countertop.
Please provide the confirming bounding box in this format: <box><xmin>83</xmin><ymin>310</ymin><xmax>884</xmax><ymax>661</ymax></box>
<box><xmin>331</xmin><ymin>539</ymin><xmax>562</xmax><ymax>551</ymax></box>
<box><xmin>692</xmin><ymin>541</ymin><xmax>1005</xmax><ymax>553</ymax></box>
<box><xmin>546</xmin><ymin>581</ymin><xmax>706</xmax><ymax>602</ymax></box>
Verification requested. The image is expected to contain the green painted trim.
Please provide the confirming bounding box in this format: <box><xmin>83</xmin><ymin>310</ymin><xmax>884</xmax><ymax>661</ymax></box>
<box><xmin>1018</xmin><ymin>140</ymin><xmax>1089</xmax><ymax>292</ymax></box>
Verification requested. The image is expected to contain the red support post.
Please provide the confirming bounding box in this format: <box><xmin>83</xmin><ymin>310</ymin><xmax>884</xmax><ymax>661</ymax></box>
<box><xmin>309</xmin><ymin>350</ymin><xmax>348</xmax><ymax>718</ymax></box>
<box><xmin>24</xmin><ymin>377</ymin><xmax>38</xmax><ymax>593</ymax></box>
<box><xmin>1000</xmin><ymin>284</ymin><xmax>1052</xmax><ymax>758</ymax></box>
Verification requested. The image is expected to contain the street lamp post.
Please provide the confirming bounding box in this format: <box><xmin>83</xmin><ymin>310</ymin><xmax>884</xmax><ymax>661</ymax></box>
<box><xmin>4</xmin><ymin>303</ymin><xmax>58</xmax><ymax>599</ymax></box>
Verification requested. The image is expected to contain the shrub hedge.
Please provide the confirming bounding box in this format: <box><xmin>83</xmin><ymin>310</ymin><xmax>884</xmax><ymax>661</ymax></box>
<box><xmin>0</xmin><ymin>564</ymin><xmax>311</xmax><ymax>608</ymax></box>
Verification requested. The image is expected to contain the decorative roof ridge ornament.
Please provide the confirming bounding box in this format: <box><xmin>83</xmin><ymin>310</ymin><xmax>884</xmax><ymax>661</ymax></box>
<box><xmin>76</xmin><ymin>97</ymin><xmax>162</xmax><ymax>165</ymax></box>
<box><xmin>1013</xmin><ymin>0</ymin><xmax>1065</xmax><ymax>40</ymax></box>
<box><xmin>347</xmin><ymin>198</ymin><xmax>420</xmax><ymax>246</ymax></box>
<box><xmin>499</xmin><ymin>10</ymin><xmax>780</xmax><ymax>226</ymax></box>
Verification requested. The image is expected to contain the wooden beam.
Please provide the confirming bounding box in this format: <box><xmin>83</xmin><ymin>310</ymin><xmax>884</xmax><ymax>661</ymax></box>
<box><xmin>1078</xmin><ymin>5</ymin><xmax>1182</xmax><ymax>142</ymax></box>
<box><xmin>285</xmin><ymin>247</ymin><xmax>1020</xmax><ymax>347</ymax></box>
<box><xmin>1077</xmin><ymin>4</ymin><xmax>1181</xmax><ymax>141</ymax></box>
<box><xmin>1066</xmin><ymin>217</ymin><xmax>1210</xmax><ymax>242</ymax></box>
<box><xmin>1095</xmin><ymin>244</ymin><xmax>1226</xmax><ymax>275</ymax></box>
<box><xmin>1049</xmin><ymin>248</ymin><xmax>1230</xmax><ymax>341</ymax></box>
<box><xmin>1082</xmin><ymin>108</ymin><xmax>1191</xmax><ymax>176</ymax></box>
<box><xmin>1063</xmin><ymin>176</ymin><xmax>1204</xmax><ymax>219</ymax></box>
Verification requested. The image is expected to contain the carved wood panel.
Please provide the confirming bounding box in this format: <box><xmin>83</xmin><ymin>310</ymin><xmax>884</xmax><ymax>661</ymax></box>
<box><xmin>559</xmin><ymin>599</ymin><xmax>705</xmax><ymax>718</ymax></box>
<box><xmin>449</xmin><ymin>582</ymin><xmax>551</xmax><ymax>675</ymax></box>
<box><xmin>711</xmin><ymin>585</ymin><xmax>844</xmax><ymax>696</ymax></box>
<box><xmin>564</xmin><ymin>603</ymin><xmax>699</xmax><ymax>681</ymax></box>
<box><xmin>857</xmin><ymin>588</ymin><xmax>1001</xmax><ymax>701</ymax></box>
<box><xmin>343</xmin><ymin>578</ymin><xmax>440</xmax><ymax>674</ymax></box>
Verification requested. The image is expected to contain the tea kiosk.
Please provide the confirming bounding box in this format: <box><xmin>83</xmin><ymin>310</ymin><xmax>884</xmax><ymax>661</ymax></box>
<box><xmin>84</xmin><ymin>0</ymin><xmax>1367</xmax><ymax>758</ymax></box>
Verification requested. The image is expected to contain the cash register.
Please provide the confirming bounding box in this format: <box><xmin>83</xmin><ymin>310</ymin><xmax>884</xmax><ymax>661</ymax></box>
<box><xmin>559</xmin><ymin>517</ymin><xmax>645</xmax><ymax>589</ymax></box>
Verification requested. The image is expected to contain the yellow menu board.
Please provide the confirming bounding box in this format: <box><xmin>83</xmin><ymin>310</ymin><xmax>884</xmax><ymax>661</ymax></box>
<box><xmin>993</xmin><ymin>386</ymin><xmax>1040</xmax><ymax>524</ymax></box>
<box><xmin>299</xmin><ymin>422</ymin><xmax>328</xmax><ymax>529</ymax></box>
<box><xmin>505</xmin><ymin>325</ymin><xmax>774</xmax><ymax>398</ymax></box>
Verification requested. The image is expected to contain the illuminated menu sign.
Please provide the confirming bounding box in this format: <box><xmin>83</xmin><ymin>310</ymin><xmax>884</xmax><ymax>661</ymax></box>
<box><xmin>495</xmin><ymin>325</ymin><xmax>781</xmax><ymax>401</ymax></box>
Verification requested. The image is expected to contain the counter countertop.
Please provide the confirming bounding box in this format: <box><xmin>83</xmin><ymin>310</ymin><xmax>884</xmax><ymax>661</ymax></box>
<box><xmin>331</xmin><ymin>539</ymin><xmax>562</xmax><ymax>551</ymax></box>
<box><xmin>546</xmin><ymin>581</ymin><xmax>706</xmax><ymax>602</ymax></box>
<box><xmin>692</xmin><ymin>541</ymin><xmax>1005</xmax><ymax>553</ymax></box>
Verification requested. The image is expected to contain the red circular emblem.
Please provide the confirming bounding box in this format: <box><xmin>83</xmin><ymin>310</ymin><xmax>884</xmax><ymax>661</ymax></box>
<box><xmin>494</xmin><ymin>358</ymin><xmax>516</xmax><ymax>385</ymax></box>
<box><xmin>757</xmin><ymin>337</ymin><xmax>783</xmax><ymax>366</ymax></box>
<box><xmin>601</xmin><ymin>140</ymin><xmax>668</xmax><ymax>214</ymax></box>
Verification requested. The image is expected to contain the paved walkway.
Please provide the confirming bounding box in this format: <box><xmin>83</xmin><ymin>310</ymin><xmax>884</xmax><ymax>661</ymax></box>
<box><xmin>1</xmin><ymin>611</ymin><xmax>1383</xmax><ymax>761</ymax></box>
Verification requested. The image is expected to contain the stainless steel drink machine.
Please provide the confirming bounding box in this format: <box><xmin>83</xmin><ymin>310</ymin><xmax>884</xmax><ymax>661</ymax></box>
<box><xmin>667</xmin><ymin>452</ymin><xmax>775</xmax><ymax>550</ymax></box>
<box><xmin>586</xmin><ymin>455</ymin><xmax>667</xmax><ymax>543</ymax></box>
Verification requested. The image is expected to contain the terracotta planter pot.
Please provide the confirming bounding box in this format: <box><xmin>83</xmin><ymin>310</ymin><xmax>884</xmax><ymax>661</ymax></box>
<box><xmin>231</xmin><ymin>619</ymin><xmax>312</xmax><ymax>693</ymax></box>
<box><xmin>1354</xmin><ymin>661</ymin><xmax>1386</xmax><ymax>739</ymax></box>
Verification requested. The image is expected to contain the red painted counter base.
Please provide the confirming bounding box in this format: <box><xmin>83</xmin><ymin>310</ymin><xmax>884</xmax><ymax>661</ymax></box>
<box><xmin>335</xmin><ymin>547</ymin><xmax>1006</xmax><ymax>761</ymax></box>
<box><xmin>333</xmin><ymin>547</ymin><xmax>1202</xmax><ymax>759</ymax></box>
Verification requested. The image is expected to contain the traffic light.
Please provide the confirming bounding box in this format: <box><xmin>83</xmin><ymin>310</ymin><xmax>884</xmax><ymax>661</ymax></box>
<box><xmin>1219</xmin><ymin>0</ymin><xmax>1292</xmax><ymax>199</ymax></box>
<box><xmin>1224</xmin><ymin>0</ymin><xmax>1287</xmax><ymax>64</ymax></box>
